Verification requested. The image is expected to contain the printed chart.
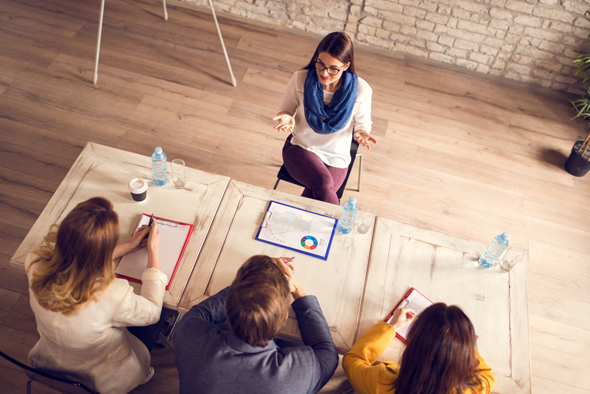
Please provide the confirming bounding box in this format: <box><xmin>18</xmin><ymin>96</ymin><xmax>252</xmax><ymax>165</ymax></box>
<box><xmin>255</xmin><ymin>201</ymin><xmax>337</xmax><ymax>260</ymax></box>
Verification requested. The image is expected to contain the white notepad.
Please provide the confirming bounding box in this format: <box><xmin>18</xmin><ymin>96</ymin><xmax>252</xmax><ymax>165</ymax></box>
<box><xmin>385</xmin><ymin>288</ymin><xmax>433</xmax><ymax>342</ymax></box>
<box><xmin>115</xmin><ymin>214</ymin><xmax>194</xmax><ymax>290</ymax></box>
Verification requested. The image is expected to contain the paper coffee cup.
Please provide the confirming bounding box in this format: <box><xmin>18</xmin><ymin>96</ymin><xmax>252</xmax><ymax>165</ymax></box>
<box><xmin>129</xmin><ymin>178</ymin><xmax>148</xmax><ymax>202</ymax></box>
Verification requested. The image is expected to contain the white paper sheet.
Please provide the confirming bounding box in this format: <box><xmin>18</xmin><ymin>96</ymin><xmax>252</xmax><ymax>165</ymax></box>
<box><xmin>115</xmin><ymin>214</ymin><xmax>192</xmax><ymax>288</ymax></box>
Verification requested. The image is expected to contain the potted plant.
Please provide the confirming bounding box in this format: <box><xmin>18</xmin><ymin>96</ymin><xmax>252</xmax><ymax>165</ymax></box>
<box><xmin>566</xmin><ymin>11</ymin><xmax>590</xmax><ymax>177</ymax></box>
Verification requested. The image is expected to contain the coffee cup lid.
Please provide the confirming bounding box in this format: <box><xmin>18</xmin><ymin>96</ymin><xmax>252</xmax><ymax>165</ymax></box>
<box><xmin>129</xmin><ymin>178</ymin><xmax>148</xmax><ymax>193</ymax></box>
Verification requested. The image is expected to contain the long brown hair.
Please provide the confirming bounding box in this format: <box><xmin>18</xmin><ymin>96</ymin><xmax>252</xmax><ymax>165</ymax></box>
<box><xmin>394</xmin><ymin>303</ymin><xmax>484</xmax><ymax>394</ymax></box>
<box><xmin>304</xmin><ymin>31</ymin><xmax>356</xmax><ymax>74</ymax></box>
<box><xmin>226</xmin><ymin>255</ymin><xmax>290</xmax><ymax>347</ymax></box>
<box><xmin>28</xmin><ymin>197</ymin><xmax>119</xmax><ymax>315</ymax></box>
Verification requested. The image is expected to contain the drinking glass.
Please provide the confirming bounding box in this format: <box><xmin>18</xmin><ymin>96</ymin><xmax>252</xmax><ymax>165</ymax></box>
<box><xmin>355</xmin><ymin>205</ymin><xmax>377</xmax><ymax>234</ymax></box>
<box><xmin>498</xmin><ymin>244</ymin><xmax>525</xmax><ymax>272</ymax></box>
<box><xmin>171</xmin><ymin>159</ymin><xmax>186</xmax><ymax>189</ymax></box>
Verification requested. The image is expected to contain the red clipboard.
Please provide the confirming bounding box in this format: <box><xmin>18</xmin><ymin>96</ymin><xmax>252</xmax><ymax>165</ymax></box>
<box><xmin>384</xmin><ymin>287</ymin><xmax>433</xmax><ymax>342</ymax></box>
<box><xmin>115</xmin><ymin>213</ymin><xmax>194</xmax><ymax>290</ymax></box>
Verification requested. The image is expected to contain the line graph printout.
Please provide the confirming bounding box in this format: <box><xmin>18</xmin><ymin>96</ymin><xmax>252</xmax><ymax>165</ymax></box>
<box><xmin>255</xmin><ymin>201</ymin><xmax>338</xmax><ymax>260</ymax></box>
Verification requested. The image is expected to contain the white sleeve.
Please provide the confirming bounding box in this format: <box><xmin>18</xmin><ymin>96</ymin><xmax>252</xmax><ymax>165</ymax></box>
<box><xmin>277</xmin><ymin>71</ymin><xmax>300</xmax><ymax>116</ymax></box>
<box><xmin>353</xmin><ymin>79</ymin><xmax>373</xmax><ymax>133</ymax></box>
<box><xmin>112</xmin><ymin>268</ymin><xmax>167</xmax><ymax>327</ymax></box>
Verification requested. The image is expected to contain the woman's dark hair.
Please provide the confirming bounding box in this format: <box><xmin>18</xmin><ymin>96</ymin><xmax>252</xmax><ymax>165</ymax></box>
<box><xmin>304</xmin><ymin>31</ymin><xmax>356</xmax><ymax>74</ymax></box>
<box><xmin>394</xmin><ymin>303</ymin><xmax>485</xmax><ymax>394</ymax></box>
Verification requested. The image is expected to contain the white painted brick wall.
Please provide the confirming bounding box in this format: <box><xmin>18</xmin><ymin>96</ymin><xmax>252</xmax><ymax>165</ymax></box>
<box><xmin>183</xmin><ymin>0</ymin><xmax>590</xmax><ymax>93</ymax></box>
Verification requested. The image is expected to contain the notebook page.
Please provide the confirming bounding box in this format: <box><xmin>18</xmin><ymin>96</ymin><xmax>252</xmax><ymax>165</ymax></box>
<box><xmin>388</xmin><ymin>289</ymin><xmax>433</xmax><ymax>341</ymax></box>
<box><xmin>115</xmin><ymin>215</ymin><xmax>191</xmax><ymax>286</ymax></box>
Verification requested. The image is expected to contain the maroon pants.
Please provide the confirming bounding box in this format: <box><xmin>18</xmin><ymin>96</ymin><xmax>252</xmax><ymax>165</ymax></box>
<box><xmin>282</xmin><ymin>135</ymin><xmax>347</xmax><ymax>205</ymax></box>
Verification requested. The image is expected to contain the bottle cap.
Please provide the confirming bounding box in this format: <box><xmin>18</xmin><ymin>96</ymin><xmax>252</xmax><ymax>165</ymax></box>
<box><xmin>502</xmin><ymin>232</ymin><xmax>510</xmax><ymax>239</ymax></box>
<box><xmin>349</xmin><ymin>197</ymin><xmax>357</xmax><ymax>203</ymax></box>
<box><xmin>155</xmin><ymin>147</ymin><xmax>163</xmax><ymax>154</ymax></box>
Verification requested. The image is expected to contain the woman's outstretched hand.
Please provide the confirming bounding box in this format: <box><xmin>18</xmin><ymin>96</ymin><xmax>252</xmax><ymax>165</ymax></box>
<box><xmin>273</xmin><ymin>112</ymin><xmax>295</xmax><ymax>133</ymax></box>
<box><xmin>389</xmin><ymin>307</ymin><xmax>417</xmax><ymax>331</ymax></box>
<box><xmin>354</xmin><ymin>130</ymin><xmax>377</xmax><ymax>149</ymax></box>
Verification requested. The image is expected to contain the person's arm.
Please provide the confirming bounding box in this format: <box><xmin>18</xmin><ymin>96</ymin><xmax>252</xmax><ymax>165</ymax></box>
<box><xmin>353</xmin><ymin>80</ymin><xmax>375</xmax><ymax>149</ymax></box>
<box><xmin>273</xmin><ymin>72</ymin><xmax>300</xmax><ymax>133</ymax></box>
<box><xmin>342</xmin><ymin>308</ymin><xmax>415</xmax><ymax>394</ymax></box>
<box><xmin>275</xmin><ymin>258</ymin><xmax>338</xmax><ymax>393</ymax></box>
<box><xmin>112</xmin><ymin>220</ymin><xmax>166</xmax><ymax>326</ymax></box>
<box><xmin>474</xmin><ymin>349</ymin><xmax>496</xmax><ymax>393</ymax></box>
<box><xmin>183</xmin><ymin>286</ymin><xmax>230</xmax><ymax>325</ymax></box>
<box><xmin>112</xmin><ymin>220</ymin><xmax>161</xmax><ymax>268</ymax></box>
<box><xmin>342</xmin><ymin>322</ymin><xmax>398</xmax><ymax>394</ymax></box>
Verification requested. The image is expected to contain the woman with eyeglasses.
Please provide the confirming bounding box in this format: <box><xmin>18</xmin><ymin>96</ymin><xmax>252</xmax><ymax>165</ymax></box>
<box><xmin>273</xmin><ymin>31</ymin><xmax>375</xmax><ymax>205</ymax></box>
<box><xmin>343</xmin><ymin>303</ymin><xmax>496</xmax><ymax>394</ymax></box>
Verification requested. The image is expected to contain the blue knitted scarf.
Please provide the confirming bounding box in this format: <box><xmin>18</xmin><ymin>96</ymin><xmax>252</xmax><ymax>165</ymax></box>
<box><xmin>303</xmin><ymin>67</ymin><xmax>358</xmax><ymax>135</ymax></box>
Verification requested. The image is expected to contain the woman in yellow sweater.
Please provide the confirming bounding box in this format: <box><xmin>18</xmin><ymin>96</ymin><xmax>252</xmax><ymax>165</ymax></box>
<box><xmin>343</xmin><ymin>303</ymin><xmax>496</xmax><ymax>394</ymax></box>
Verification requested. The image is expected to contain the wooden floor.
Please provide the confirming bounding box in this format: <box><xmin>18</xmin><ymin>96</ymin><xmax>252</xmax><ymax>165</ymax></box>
<box><xmin>0</xmin><ymin>0</ymin><xmax>588</xmax><ymax>393</ymax></box>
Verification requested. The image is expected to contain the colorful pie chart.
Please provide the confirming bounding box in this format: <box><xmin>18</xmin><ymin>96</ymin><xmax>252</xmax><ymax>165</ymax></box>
<box><xmin>301</xmin><ymin>235</ymin><xmax>318</xmax><ymax>250</ymax></box>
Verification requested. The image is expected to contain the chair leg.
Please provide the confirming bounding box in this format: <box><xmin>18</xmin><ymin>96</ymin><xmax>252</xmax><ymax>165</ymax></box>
<box><xmin>158</xmin><ymin>332</ymin><xmax>174</xmax><ymax>351</ymax></box>
<box><xmin>273</xmin><ymin>179</ymin><xmax>280</xmax><ymax>190</ymax></box>
<box><xmin>162</xmin><ymin>0</ymin><xmax>168</xmax><ymax>20</ymax></box>
<box><xmin>356</xmin><ymin>153</ymin><xmax>362</xmax><ymax>192</ymax></box>
<box><xmin>27</xmin><ymin>379</ymin><xmax>32</xmax><ymax>394</ymax></box>
<box><xmin>93</xmin><ymin>0</ymin><xmax>106</xmax><ymax>85</ymax></box>
<box><xmin>208</xmin><ymin>0</ymin><xmax>237</xmax><ymax>87</ymax></box>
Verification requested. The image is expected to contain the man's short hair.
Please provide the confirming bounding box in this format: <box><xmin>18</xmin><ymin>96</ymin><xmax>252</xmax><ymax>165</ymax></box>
<box><xmin>226</xmin><ymin>255</ymin><xmax>291</xmax><ymax>347</ymax></box>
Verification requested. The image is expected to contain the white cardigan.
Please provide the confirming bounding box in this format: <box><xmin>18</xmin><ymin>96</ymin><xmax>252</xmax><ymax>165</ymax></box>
<box><xmin>277</xmin><ymin>70</ymin><xmax>373</xmax><ymax>168</ymax></box>
<box><xmin>26</xmin><ymin>253</ymin><xmax>167</xmax><ymax>394</ymax></box>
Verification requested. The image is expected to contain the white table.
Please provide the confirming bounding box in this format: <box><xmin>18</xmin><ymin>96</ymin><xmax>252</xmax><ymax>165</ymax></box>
<box><xmin>178</xmin><ymin>180</ymin><xmax>376</xmax><ymax>353</ymax></box>
<box><xmin>357</xmin><ymin>217</ymin><xmax>531</xmax><ymax>394</ymax></box>
<box><xmin>10</xmin><ymin>142</ymin><xmax>230</xmax><ymax>309</ymax></box>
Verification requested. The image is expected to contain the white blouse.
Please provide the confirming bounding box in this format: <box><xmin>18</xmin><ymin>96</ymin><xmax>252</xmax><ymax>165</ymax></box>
<box><xmin>26</xmin><ymin>253</ymin><xmax>167</xmax><ymax>394</ymax></box>
<box><xmin>277</xmin><ymin>69</ymin><xmax>373</xmax><ymax>168</ymax></box>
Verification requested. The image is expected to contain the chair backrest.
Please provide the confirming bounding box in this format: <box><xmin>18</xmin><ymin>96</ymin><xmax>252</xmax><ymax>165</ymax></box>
<box><xmin>335</xmin><ymin>137</ymin><xmax>359</xmax><ymax>200</ymax></box>
<box><xmin>0</xmin><ymin>350</ymin><xmax>97</xmax><ymax>394</ymax></box>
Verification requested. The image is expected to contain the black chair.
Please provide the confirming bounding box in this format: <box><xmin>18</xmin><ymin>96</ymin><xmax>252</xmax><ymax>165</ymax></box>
<box><xmin>274</xmin><ymin>136</ymin><xmax>362</xmax><ymax>202</ymax></box>
<box><xmin>0</xmin><ymin>350</ymin><xmax>97</xmax><ymax>394</ymax></box>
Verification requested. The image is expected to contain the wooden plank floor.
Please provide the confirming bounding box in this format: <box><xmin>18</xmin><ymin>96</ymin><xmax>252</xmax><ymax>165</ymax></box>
<box><xmin>0</xmin><ymin>0</ymin><xmax>588</xmax><ymax>393</ymax></box>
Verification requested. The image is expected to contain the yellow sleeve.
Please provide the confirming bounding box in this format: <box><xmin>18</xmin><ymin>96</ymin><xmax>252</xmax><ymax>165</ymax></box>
<box><xmin>343</xmin><ymin>322</ymin><xmax>400</xmax><ymax>394</ymax></box>
<box><xmin>473</xmin><ymin>350</ymin><xmax>496</xmax><ymax>394</ymax></box>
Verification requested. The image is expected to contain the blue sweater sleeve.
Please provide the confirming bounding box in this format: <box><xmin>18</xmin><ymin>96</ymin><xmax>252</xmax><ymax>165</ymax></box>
<box><xmin>183</xmin><ymin>286</ymin><xmax>229</xmax><ymax>325</ymax></box>
<box><xmin>292</xmin><ymin>295</ymin><xmax>339</xmax><ymax>394</ymax></box>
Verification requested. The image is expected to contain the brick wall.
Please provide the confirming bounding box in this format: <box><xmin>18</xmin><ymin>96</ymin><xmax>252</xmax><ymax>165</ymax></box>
<box><xmin>184</xmin><ymin>0</ymin><xmax>590</xmax><ymax>93</ymax></box>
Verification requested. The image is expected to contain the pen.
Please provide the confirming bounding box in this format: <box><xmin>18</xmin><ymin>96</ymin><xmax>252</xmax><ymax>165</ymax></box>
<box><xmin>143</xmin><ymin>214</ymin><xmax>154</xmax><ymax>240</ymax></box>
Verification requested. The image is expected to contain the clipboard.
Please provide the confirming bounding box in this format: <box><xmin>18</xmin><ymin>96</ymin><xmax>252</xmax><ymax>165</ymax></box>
<box><xmin>255</xmin><ymin>200</ymin><xmax>337</xmax><ymax>260</ymax></box>
<box><xmin>384</xmin><ymin>287</ymin><xmax>433</xmax><ymax>342</ymax></box>
<box><xmin>115</xmin><ymin>213</ymin><xmax>194</xmax><ymax>290</ymax></box>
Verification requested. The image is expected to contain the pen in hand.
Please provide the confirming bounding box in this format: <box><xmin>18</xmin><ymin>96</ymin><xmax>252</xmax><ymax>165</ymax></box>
<box><xmin>143</xmin><ymin>214</ymin><xmax>154</xmax><ymax>241</ymax></box>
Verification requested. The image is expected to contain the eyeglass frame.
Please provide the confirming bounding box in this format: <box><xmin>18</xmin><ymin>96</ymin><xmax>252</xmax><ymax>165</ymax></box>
<box><xmin>314</xmin><ymin>59</ymin><xmax>346</xmax><ymax>76</ymax></box>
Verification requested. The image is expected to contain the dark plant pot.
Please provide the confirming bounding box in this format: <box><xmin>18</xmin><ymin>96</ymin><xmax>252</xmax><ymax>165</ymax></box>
<box><xmin>565</xmin><ymin>141</ymin><xmax>590</xmax><ymax>177</ymax></box>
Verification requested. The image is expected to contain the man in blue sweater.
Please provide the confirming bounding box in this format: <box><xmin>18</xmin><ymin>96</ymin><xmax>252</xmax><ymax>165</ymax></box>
<box><xmin>174</xmin><ymin>255</ymin><xmax>338</xmax><ymax>394</ymax></box>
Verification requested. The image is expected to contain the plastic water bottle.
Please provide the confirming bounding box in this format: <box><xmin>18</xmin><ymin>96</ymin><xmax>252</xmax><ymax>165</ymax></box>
<box><xmin>151</xmin><ymin>147</ymin><xmax>167</xmax><ymax>186</ymax></box>
<box><xmin>337</xmin><ymin>197</ymin><xmax>358</xmax><ymax>234</ymax></box>
<box><xmin>479</xmin><ymin>232</ymin><xmax>510</xmax><ymax>268</ymax></box>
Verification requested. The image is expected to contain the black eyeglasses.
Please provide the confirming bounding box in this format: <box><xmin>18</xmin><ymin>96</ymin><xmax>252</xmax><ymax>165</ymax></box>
<box><xmin>314</xmin><ymin>60</ymin><xmax>344</xmax><ymax>76</ymax></box>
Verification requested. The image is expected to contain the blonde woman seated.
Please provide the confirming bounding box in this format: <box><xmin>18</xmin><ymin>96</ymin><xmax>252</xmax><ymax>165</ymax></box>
<box><xmin>25</xmin><ymin>197</ymin><xmax>167</xmax><ymax>394</ymax></box>
<box><xmin>343</xmin><ymin>303</ymin><xmax>496</xmax><ymax>394</ymax></box>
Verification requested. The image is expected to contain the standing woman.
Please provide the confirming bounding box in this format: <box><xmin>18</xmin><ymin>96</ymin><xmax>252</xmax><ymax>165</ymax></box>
<box><xmin>273</xmin><ymin>31</ymin><xmax>375</xmax><ymax>205</ymax></box>
<box><xmin>343</xmin><ymin>303</ymin><xmax>496</xmax><ymax>394</ymax></box>
<box><xmin>25</xmin><ymin>197</ymin><xmax>167</xmax><ymax>394</ymax></box>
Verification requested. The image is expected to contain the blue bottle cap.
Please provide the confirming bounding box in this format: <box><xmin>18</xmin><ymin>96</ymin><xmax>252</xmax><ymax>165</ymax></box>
<box><xmin>502</xmin><ymin>232</ymin><xmax>510</xmax><ymax>239</ymax></box>
<box><xmin>155</xmin><ymin>147</ymin><xmax>162</xmax><ymax>154</ymax></box>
